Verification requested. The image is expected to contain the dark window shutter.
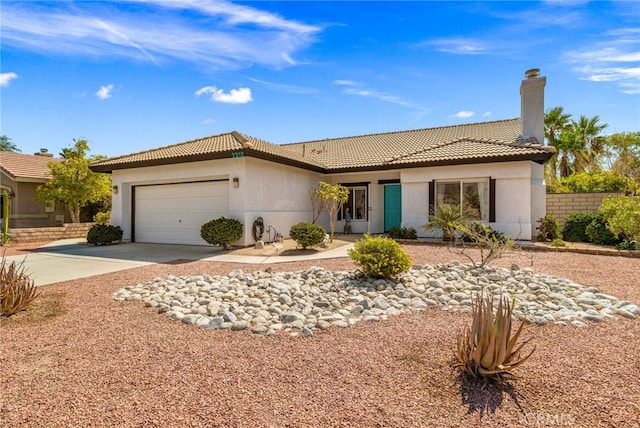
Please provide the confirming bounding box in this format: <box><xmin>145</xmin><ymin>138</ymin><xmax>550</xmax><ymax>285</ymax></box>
<box><xmin>428</xmin><ymin>180</ymin><xmax>435</xmax><ymax>215</ymax></box>
<box><xmin>489</xmin><ymin>178</ymin><xmax>496</xmax><ymax>222</ymax></box>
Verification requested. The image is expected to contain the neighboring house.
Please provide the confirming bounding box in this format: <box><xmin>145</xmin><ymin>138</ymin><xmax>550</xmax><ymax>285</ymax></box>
<box><xmin>90</xmin><ymin>69</ymin><xmax>555</xmax><ymax>246</ymax></box>
<box><xmin>0</xmin><ymin>150</ymin><xmax>66</xmax><ymax>229</ymax></box>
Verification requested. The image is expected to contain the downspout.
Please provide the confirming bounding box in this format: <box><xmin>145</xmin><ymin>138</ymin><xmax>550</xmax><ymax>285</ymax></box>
<box><xmin>2</xmin><ymin>190</ymin><xmax>9</xmax><ymax>234</ymax></box>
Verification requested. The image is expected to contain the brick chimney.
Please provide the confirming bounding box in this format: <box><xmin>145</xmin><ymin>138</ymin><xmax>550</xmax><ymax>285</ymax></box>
<box><xmin>520</xmin><ymin>68</ymin><xmax>546</xmax><ymax>145</ymax></box>
<box><xmin>34</xmin><ymin>148</ymin><xmax>53</xmax><ymax>157</ymax></box>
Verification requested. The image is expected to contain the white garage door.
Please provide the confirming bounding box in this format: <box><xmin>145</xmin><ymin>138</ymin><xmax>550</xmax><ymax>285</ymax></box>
<box><xmin>134</xmin><ymin>181</ymin><xmax>229</xmax><ymax>245</ymax></box>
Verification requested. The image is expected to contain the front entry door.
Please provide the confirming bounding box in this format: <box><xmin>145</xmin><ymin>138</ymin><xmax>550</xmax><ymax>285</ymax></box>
<box><xmin>384</xmin><ymin>184</ymin><xmax>402</xmax><ymax>232</ymax></box>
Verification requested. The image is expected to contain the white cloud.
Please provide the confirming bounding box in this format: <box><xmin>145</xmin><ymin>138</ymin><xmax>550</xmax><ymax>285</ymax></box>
<box><xmin>483</xmin><ymin>111</ymin><xmax>492</xmax><ymax>117</ymax></box>
<box><xmin>195</xmin><ymin>86</ymin><xmax>253</xmax><ymax>104</ymax></box>
<box><xmin>0</xmin><ymin>1</ymin><xmax>321</xmax><ymax>69</ymax></box>
<box><xmin>333</xmin><ymin>80</ymin><xmax>358</xmax><ymax>86</ymax></box>
<box><xmin>452</xmin><ymin>111</ymin><xmax>475</xmax><ymax>118</ymax></box>
<box><xmin>417</xmin><ymin>38</ymin><xmax>490</xmax><ymax>55</ymax></box>
<box><xmin>563</xmin><ymin>27</ymin><xmax>640</xmax><ymax>95</ymax></box>
<box><xmin>202</xmin><ymin>118</ymin><xmax>216</xmax><ymax>125</ymax></box>
<box><xmin>96</xmin><ymin>84</ymin><xmax>114</xmax><ymax>100</ymax></box>
<box><xmin>0</xmin><ymin>72</ymin><xmax>19</xmax><ymax>87</ymax></box>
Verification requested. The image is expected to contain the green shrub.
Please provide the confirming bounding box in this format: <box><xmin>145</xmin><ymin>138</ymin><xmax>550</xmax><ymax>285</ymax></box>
<box><xmin>585</xmin><ymin>214</ymin><xmax>620</xmax><ymax>245</ymax></box>
<box><xmin>93</xmin><ymin>210</ymin><xmax>111</xmax><ymax>225</ymax></box>
<box><xmin>599</xmin><ymin>196</ymin><xmax>640</xmax><ymax>241</ymax></box>
<box><xmin>536</xmin><ymin>215</ymin><xmax>562</xmax><ymax>241</ymax></box>
<box><xmin>0</xmin><ymin>232</ymin><xmax>11</xmax><ymax>246</ymax></box>
<box><xmin>616</xmin><ymin>240</ymin><xmax>639</xmax><ymax>251</ymax></box>
<box><xmin>388</xmin><ymin>226</ymin><xmax>418</xmax><ymax>240</ymax></box>
<box><xmin>554</xmin><ymin>170</ymin><xmax>637</xmax><ymax>194</ymax></box>
<box><xmin>0</xmin><ymin>254</ymin><xmax>39</xmax><ymax>317</ymax></box>
<box><xmin>86</xmin><ymin>224</ymin><xmax>123</xmax><ymax>246</ymax></box>
<box><xmin>289</xmin><ymin>222</ymin><xmax>326</xmax><ymax>249</ymax></box>
<box><xmin>348</xmin><ymin>233</ymin><xmax>412</xmax><ymax>279</ymax></box>
<box><xmin>562</xmin><ymin>212</ymin><xmax>596</xmax><ymax>242</ymax></box>
<box><xmin>423</xmin><ymin>203</ymin><xmax>471</xmax><ymax>241</ymax></box>
<box><xmin>200</xmin><ymin>217</ymin><xmax>243</xmax><ymax>248</ymax></box>
<box><xmin>461</xmin><ymin>221</ymin><xmax>506</xmax><ymax>243</ymax></box>
<box><xmin>550</xmin><ymin>238</ymin><xmax>567</xmax><ymax>247</ymax></box>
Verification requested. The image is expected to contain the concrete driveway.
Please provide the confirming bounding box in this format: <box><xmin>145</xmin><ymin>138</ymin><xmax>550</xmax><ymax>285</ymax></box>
<box><xmin>5</xmin><ymin>239</ymin><xmax>223</xmax><ymax>286</ymax></box>
<box><xmin>5</xmin><ymin>239</ymin><xmax>354</xmax><ymax>286</ymax></box>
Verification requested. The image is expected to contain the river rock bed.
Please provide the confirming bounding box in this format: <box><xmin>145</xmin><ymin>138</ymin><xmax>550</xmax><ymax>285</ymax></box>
<box><xmin>112</xmin><ymin>261</ymin><xmax>639</xmax><ymax>334</ymax></box>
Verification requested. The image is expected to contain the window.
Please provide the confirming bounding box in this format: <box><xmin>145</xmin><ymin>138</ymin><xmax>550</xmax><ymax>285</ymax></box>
<box><xmin>338</xmin><ymin>185</ymin><xmax>368</xmax><ymax>221</ymax></box>
<box><xmin>434</xmin><ymin>179</ymin><xmax>490</xmax><ymax>221</ymax></box>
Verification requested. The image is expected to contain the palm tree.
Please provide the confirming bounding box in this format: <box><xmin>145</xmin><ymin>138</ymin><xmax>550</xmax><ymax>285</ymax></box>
<box><xmin>544</xmin><ymin>107</ymin><xmax>572</xmax><ymax>178</ymax></box>
<box><xmin>570</xmin><ymin>115</ymin><xmax>608</xmax><ymax>173</ymax></box>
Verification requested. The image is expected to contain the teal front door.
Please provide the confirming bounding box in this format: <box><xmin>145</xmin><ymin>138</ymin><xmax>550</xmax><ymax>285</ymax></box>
<box><xmin>384</xmin><ymin>184</ymin><xmax>402</xmax><ymax>232</ymax></box>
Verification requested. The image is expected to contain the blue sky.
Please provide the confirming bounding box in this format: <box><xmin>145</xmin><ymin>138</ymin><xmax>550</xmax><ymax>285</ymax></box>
<box><xmin>1</xmin><ymin>0</ymin><xmax>639</xmax><ymax>158</ymax></box>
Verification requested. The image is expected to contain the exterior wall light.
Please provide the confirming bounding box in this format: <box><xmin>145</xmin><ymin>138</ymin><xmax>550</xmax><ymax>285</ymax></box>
<box><xmin>112</xmin><ymin>185</ymin><xmax>118</xmax><ymax>194</ymax></box>
<box><xmin>233</xmin><ymin>177</ymin><xmax>239</xmax><ymax>188</ymax></box>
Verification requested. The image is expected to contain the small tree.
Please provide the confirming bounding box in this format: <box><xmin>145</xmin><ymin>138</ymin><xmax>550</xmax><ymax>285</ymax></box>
<box><xmin>0</xmin><ymin>135</ymin><xmax>21</xmax><ymax>153</ymax></box>
<box><xmin>599</xmin><ymin>196</ymin><xmax>640</xmax><ymax>241</ymax></box>
<box><xmin>316</xmin><ymin>182</ymin><xmax>349</xmax><ymax>243</ymax></box>
<box><xmin>36</xmin><ymin>139</ymin><xmax>111</xmax><ymax>223</ymax></box>
<box><xmin>308</xmin><ymin>186</ymin><xmax>323</xmax><ymax>224</ymax></box>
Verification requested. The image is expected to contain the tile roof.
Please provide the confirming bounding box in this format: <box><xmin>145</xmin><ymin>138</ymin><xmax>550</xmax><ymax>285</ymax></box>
<box><xmin>90</xmin><ymin>118</ymin><xmax>555</xmax><ymax>173</ymax></box>
<box><xmin>0</xmin><ymin>152</ymin><xmax>61</xmax><ymax>181</ymax></box>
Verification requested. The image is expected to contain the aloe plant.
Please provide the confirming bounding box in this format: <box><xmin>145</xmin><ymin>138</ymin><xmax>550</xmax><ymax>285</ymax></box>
<box><xmin>423</xmin><ymin>203</ymin><xmax>471</xmax><ymax>241</ymax></box>
<box><xmin>0</xmin><ymin>253</ymin><xmax>39</xmax><ymax>317</ymax></box>
<box><xmin>454</xmin><ymin>292</ymin><xmax>534</xmax><ymax>383</ymax></box>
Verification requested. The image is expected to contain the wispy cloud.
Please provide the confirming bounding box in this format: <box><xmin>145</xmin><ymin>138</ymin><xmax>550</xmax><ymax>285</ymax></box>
<box><xmin>483</xmin><ymin>111</ymin><xmax>492</xmax><ymax>117</ymax></box>
<box><xmin>333</xmin><ymin>80</ymin><xmax>425</xmax><ymax>112</ymax></box>
<box><xmin>1</xmin><ymin>1</ymin><xmax>321</xmax><ymax>69</ymax></box>
<box><xmin>0</xmin><ymin>72</ymin><xmax>19</xmax><ymax>87</ymax></box>
<box><xmin>202</xmin><ymin>118</ymin><xmax>216</xmax><ymax>125</ymax></box>
<box><xmin>452</xmin><ymin>111</ymin><xmax>475</xmax><ymax>118</ymax></box>
<box><xmin>248</xmin><ymin>78</ymin><xmax>318</xmax><ymax>95</ymax></box>
<box><xmin>418</xmin><ymin>37</ymin><xmax>490</xmax><ymax>55</ymax></box>
<box><xmin>195</xmin><ymin>86</ymin><xmax>253</xmax><ymax>104</ymax></box>
<box><xmin>563</xmin><ymin>27</ymin><xmax>640</xmax><ymax>94</ymax></box>
<box><xmin>96</xmin><ymin>84</ymin><xmax>114</xmax><ymax>100</ymax></box>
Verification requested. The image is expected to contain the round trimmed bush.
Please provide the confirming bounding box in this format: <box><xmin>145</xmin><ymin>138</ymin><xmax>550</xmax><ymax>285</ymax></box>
<box><xmin>289</xmin><ymin>222</ymin><xmax>326</xmax><ymax>249</ymax></box>
<box><xmin>200</xmin><ymin>217</ymin><xmax>243</xmax><ymax>248</ymax></box>
<box><xmin>348</xmin><ymin>233</ymin><xmax>412</xmax><ymax>279</ymax></box>
<box><xmin>561</xmin><ymin>212</ymin><xmax>596</xmax><ymax>242</ymax></box>
<box><xmin>586</xmin><ymin>214</ymin><xmax>619</xmax><ymax>245</ymax></box>
<box><xmin>87</xmin><ymin>224</ymin><xmax>123</xmax><ymax>246</ymax></box>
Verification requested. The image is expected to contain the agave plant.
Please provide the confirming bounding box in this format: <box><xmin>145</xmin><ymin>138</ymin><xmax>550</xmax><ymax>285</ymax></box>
<box><xmin>0</xmin><ymin>253</ymin><xmax>39</xmax><ymax>317</ymax></box>
<box><xmin>454</xmin><ymin>292</ymin><xmax>534</xmax><ymax>383</ymax></box>
<box><xmin>423</xmin><ymin>203</ymin><xmax>471</xmax><ymax>241</ymax></box>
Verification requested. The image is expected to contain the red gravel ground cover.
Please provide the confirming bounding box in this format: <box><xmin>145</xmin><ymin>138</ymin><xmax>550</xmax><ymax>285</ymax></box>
<box><xmin>1</xmin><ymin>244</ymin><xmax>639</xmax><ymax>427</ymax></box>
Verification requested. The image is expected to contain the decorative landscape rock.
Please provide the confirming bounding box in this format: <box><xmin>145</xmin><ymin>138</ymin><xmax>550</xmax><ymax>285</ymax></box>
<box><xmin>113</xmin><ymin>262</ymin><xmax>638</xmax><ymax>335</ymax></box>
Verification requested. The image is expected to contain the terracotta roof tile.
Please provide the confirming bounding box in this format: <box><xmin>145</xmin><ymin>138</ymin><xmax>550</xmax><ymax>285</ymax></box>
<box><xmin>0</xmin><ymin>152</ymin><xmax>61</xmax><ymax>180</ymax></box>
<box><xmin>90</xmin><ymin>118</ymin><xmax>555</xmax><ymax>173</ymax></box>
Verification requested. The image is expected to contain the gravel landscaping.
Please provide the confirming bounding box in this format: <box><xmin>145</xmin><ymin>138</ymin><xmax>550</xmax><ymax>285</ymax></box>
<box><xmin>1</xmin><ymin>244</ymin><xmax>639</xmax><ymax>427</ymax></box>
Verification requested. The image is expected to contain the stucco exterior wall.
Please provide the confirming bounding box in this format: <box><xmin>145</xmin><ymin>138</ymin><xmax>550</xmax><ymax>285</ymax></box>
<box><xmin>1</xmin><ymin>173</ymin><xmax>65</xmax><ymax>228</ymax></box>
<box><xmin>401</xmin><ymin>160</ymin><xmax>541</xmax><ymax>240</ymax></box>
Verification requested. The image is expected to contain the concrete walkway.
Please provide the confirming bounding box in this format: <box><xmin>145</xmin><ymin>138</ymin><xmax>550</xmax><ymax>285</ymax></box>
<box><xmin>5</xmin><ymin>239</ymin><xmax>354</xmax><ymax>286</ymax></box>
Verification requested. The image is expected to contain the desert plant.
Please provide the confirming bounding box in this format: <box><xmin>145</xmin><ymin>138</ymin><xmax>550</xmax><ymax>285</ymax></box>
<box><xmin>86</xmin><ymin>224</ymin><xmax>123</xmax><ymax>246</ymax></box>
<box><xmin>599</xmin><ymin>196</ymin><xmax>640</xmax><ymax>241</ymax></box>
<box><xmin>562</xmin><ymin>212</ymin><xmax>596</xmax><ymax>242</ymax></box>
<box><xmin>451</xmin><ymin>222</ymin><xmax>514</xmax><ymax>268</ymax></box>
<box><xmin>550</xmin><ymin>238</ymin><xmax>567</xmax><ymax>247</ymax></box>
<box><xmin>536</xmin><ymin>214</ymin><xmax>562</xmax><ymax>241</ymax></box>
<box><xmin>424</xmin><ymin>203</ymin><xmax>471</xmax><ymax>241</ymax></box>
<box><xmin>585</xmin><ymin>214</ymin><xmax>620</xmax><ymax>245</ymax></box>
<box><xmin>454</xmin><ymin>292</ymin><xmax>534</xmax><ymax>384</ymax></box>
<box><xmin>0</xmin><ymin>253</ymin><xmax>39</xmax><ymax>317</ymax></box>
<box><xmin>289</xmin><ymin>222</ymin><xmax>326</xmax><ymax>249</ymax></box>
<box><xmin>200</xmin><ymin>217</ymin><xmax>243</xmax><ymax>248</ymax></box>
<box><xmin>348</xmin><ymin>233</ymin><xmax>412</xmax><ymax>279</ymax></box>
<box><xmin>316</xmin><ymin>182</ymin><xmax>349</xmax><ymax>243</ymax></box>
<box><xmin>388</xmin><ymin>226</ymin><xmax>418</xmax><ymax>240</ymax></box>
<box><xmin>93</xmin><ymin>210</ymin><xmax>111</xmax><ymax>225</ymax></box>
<box><xmin>0</xmin><ymin>232</ymin><xmax>11</xmax><ymax>246</ymax></box>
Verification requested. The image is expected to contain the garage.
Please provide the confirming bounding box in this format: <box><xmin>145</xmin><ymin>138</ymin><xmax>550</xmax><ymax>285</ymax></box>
<box><xmin>133</xmin><ymin>180</ymin><xmax>229</xmax><ymax>245</ymax></box>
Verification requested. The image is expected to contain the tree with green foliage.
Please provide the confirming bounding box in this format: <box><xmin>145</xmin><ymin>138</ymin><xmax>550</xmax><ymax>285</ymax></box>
<box><xmin>0</xmin><ymin>135</ymin><xmax>21</xmax><ymax>153</ymax></box>
<box><xmin>544</xmin><ymin>106</ymin><xmax>572</xmax><ymax>178</ymax></box>
<box><xmin>316</xmin><ymin>182</ymin><xmax>349</xmax><ymax>243</ymax></box>
<box><xmin>36</xmin><ymin>139</ymin><xmax>111</xmax><ymax>223</ymax></box>
<box><xmin>599</xmin><ymin>196</ymin><xmax>640</xmax><ymax>241</ymax></box>
<box><xmin>604</xmin><ymin>132</ymin><xmax>640</xmax><ymax>187</ymax></box>
<box><xmin>547</xmin><ymin>170</ymin><xmax>637</xmax><ymax>195</ymax></box>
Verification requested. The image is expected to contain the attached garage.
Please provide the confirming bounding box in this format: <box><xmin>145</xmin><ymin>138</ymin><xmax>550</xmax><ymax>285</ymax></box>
<box><xmin>133</xmin><ymin>180</ymin><xmax>229</xmax><ymax>245</ymax></box>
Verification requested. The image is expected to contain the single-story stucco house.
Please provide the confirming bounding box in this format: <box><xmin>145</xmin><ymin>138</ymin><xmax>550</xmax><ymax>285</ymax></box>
<box><xmin>90</xmin><ymin>69</ymin><xmax>555</xmax><ymax>246</ymax></box>
<box><xmin>0</xmin><ymin>149</ymin><xmax>68</xmax><ymax>229</ymax></box>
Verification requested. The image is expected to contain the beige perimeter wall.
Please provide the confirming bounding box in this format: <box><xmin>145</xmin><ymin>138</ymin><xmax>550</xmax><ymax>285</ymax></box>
<box><xmin>546</xmin><ymin>192</ymin><xmax>622</xmax><ymax>225</ymax></box>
